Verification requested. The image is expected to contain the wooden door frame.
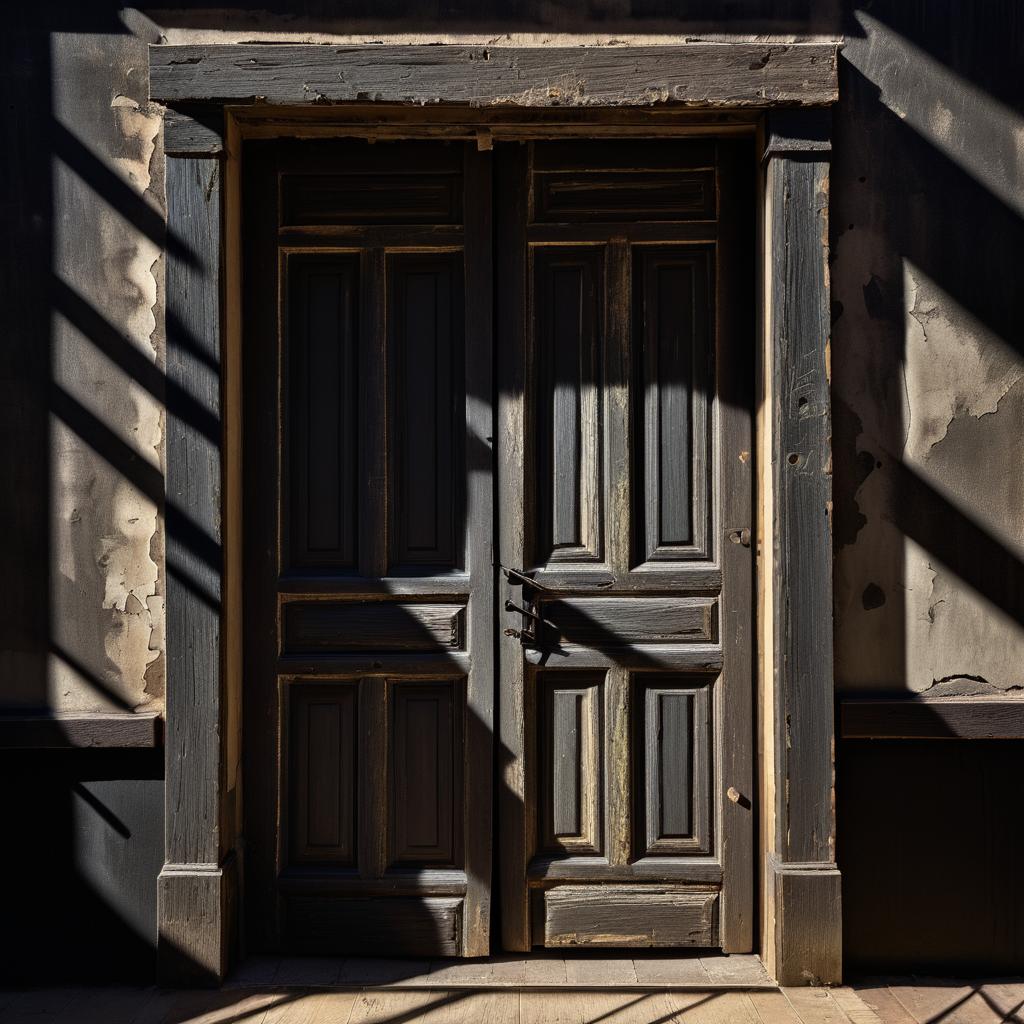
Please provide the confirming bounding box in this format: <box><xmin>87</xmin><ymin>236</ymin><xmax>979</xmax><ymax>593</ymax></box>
<box><xmin>151</xmin><ymin>42</ymin><xmax>841</xmax><ymax>988</ymax></box>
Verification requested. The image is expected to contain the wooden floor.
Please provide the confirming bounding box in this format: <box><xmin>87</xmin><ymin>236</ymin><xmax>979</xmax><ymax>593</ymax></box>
<box><xmin>2</xmin><ymin>977</ymin><xmax>1022</xmax><ymax>1024</ymax></box>
<box><xmin>226</xmin><ymin>953</ymin><xmax>773</xmax><ymax>989</ymax></box>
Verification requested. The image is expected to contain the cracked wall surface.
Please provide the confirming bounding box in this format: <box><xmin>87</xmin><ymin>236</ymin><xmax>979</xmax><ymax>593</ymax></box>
<box><xmin>47</xmin><ymin>23</ymin><xmax>167</xmax><ymax>713</ymax></box>
<box><xmin>832</xmin><ymin>5</ymin><xmax>1024</xmax><ymax>696</ymax></box>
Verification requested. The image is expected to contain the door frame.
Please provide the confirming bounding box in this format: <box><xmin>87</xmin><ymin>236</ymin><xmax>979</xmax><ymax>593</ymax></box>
<box><xmin>151</xmin><ymin>43</ymin><xmax>841</xmax><ymax>988</ymax></box>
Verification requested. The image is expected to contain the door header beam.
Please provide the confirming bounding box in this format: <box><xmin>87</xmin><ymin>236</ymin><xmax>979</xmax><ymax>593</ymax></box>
<box><xmin>150</xmin><ymin>43</ymin><xmax>838</xmax><ymax>109</ymax></box>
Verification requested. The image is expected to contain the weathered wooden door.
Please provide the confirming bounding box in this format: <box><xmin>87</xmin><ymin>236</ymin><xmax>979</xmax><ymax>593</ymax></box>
<box><xmin>243</xmin><ymin>140</ymin><xmax>494</xmax><ymax>956</ymax></box>
<box><xmin>244</xmin><ymin>135</ymin><xmax>753</xmax><ymax>958</ymax></box>
<box><xmin>496</xmin><ymin>140</ymin><xmax>754</xmax><ymax>952</ymax></box>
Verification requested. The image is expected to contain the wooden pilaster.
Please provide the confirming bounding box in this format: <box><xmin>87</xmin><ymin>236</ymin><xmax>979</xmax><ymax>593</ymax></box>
<box><xmin>157</xmin><ymin>106</ymin><xmax>235</xmax><ymax>986</ymax></box>
<box><xmin>763</xmin><ymin>107</ymin><xmax>841</xmax><ymax>986</ymax></box>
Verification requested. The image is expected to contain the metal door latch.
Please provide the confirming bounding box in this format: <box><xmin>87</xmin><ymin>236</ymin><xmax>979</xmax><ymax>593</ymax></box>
<box><xmin>728</xmin><ymin>527</ymin><xmax>751</xmax><ymax>547</ymax></box>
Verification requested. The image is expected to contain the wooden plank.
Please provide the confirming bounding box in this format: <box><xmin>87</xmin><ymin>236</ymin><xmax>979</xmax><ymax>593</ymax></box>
<box><xmin>496</xmin><ymin>140</ymin><xmax>531</xmax><ymax>953</ymax></box>
<box><xmin>461</xmin><ymin>143</ymin><xmax>495</xmax><ymax>957</ymax></box>
<box><xmin>260</xmin><ymin>990</ymin><xmax>360</xmax><ymax>1024</ymax></box>
<box><xmin>149</xmin><ymin>44</ymin><xmax>839</xmax><ymax>108</ymax></box>
<box><xmin>632</xmin><ymin>955</ymin><xmax>711</xmax><ymax>986</ymax></box>
<box><xmin>840</xmin><ymin>696</ymin><xmax>1024</xmax><ymax>739</ymax></box>
<box><xmin>527</xmin><ymin>856</ymin><xmax>723</xmax><ymax>884</ymax></box>
<box><xmin>846</xmin><ymin>987</ymin><xmax>917</xmax><ymax>1024</ymax></box>
<box><xmin>542</xmin><ymin>885</ymin><xmax>718</xmax><ymax>947</ymax></box>
<box><xmin>716</xmin><ymin>137</ymin><xmax>756</xmax><ymax>954</ymax></box>
<box><xmin>564</xmin><ymin>957</ymin><xmax>639</xmax><ymax>986</ymax></box>
<box><xmin>284</xmin><ymin>896</ymin><xmax>462</xmax><ymax>956</ymax></box>
<box><xmin>700</xmin><ymin>954</ymin><xmax>772</xmax><ymax>987</ymax></box>
<box><xmin>159</xmin><ymin>149</ymin><xmax>230</xmax><ymax>986</ymax></box>
<box><xmin>338</xmin><ymin>958</ymin><xmax>434</xmax><ymax>986</ymax></box>
<box><xmin>282</xmin><ymin>602</ymin><xmax>466</xmax><ymax>653</ymax></box>
<box><xmin>0</xmin><ymin>711</ymin><xmax>160</xmax><ymax>748</ymax></box>
<box><xmin>540</xmin><ymin>596</ymin><xmax>718</xmax><ymax>645</ymax></box>
<box><xmin>764</xmin><ymin>108</ymin><xmax>839</xmax><ymax>984</ymax></box>
<box><xmin>163</xmin><ymin>106</ymin><xmax>223</xmax><ymax>155</ymax></box>
<box><xmin>748</xmin><ymin>989</ymin><xmax>803</xmax><ymax>1024</ymax></box>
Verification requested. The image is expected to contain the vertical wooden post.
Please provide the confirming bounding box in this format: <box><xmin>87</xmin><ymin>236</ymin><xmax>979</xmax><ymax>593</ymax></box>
<box><xmin>762</xmin><ymin>109</ymin><xmax>842</xmax><ymax>986</ymax></box>
<box><xmin>157</xmin><ymin>107</ymin><xmax>235</xmax><ymax>986</ymax></box>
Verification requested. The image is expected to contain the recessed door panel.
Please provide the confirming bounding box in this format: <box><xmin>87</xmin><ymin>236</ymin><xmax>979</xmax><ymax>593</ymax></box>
<box><xmin>538</xmin><ymin>673</ymin><xmax>604</xmax><ymax>855</ymax></box>
<box><xmin>532</xmin><ymin>247</ymin><xmax>604</xmax><ymax>565</ymax></box>
<box><xmin>285</xmin><ymin>255</ymin><xmax>359</xmax><ymax>571</ymax></box>
<box><xmin>390</xmin><ymin>681</ymin><xmax>461</xmax><ymax>866</ymax></box>
<box><xmin>388</xmin><ymin>253</ymin><xmax>465</xmax><ymax>573</ymax></box>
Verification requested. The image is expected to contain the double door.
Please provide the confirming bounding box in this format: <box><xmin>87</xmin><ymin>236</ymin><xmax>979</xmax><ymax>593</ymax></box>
<box><xmin>243</xmin><ymin>136</ymin><xmax>753</xmax><ymax>957</ymax></box>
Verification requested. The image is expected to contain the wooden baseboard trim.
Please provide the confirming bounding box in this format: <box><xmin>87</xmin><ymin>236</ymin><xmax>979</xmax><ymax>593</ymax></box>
<box><xmin>840</xmin><ymin>696</ymin><xmax>1024</xmax><ymax>740</ymax></box>
<box><xmin>0</xmin><ymin>711</ymin><xmax>162</xmax><ymax>748</ymax></box>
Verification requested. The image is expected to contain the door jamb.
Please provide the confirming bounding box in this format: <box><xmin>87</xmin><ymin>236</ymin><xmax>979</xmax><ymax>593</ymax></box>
<box><xmin>154</xmin><ymin>60</ymin><xmax>839</xmax><ymax>988</ymax></box>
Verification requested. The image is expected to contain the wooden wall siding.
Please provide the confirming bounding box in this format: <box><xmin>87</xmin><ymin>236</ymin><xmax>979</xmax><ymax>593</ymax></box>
<box><xmin>288</xmin><ymin>685</ymin><xmax>357</xmax><ymax>864</ymax></box>
<box><xmin>390</xmin><ymin>682</ymin><xmax>461</xmax><ymax>865</ymax></box>
<box><xmin>387</xmin><ymin>253</ymin><xmax>465</xmax><ymax>572</ymax></box>
<box><xmin>532</xmin><ymin>247</ymin><xmax>603</xmax><ymax>565</ymax></box>
<box><xmin>538</xmin><ymin>675</ymin><xmax>604</xmax><ymax>855</ymax></box>
<box><xmin>286</xmin><ymin>256</ymin><xmax>359</xmax><ymax>571</ymax></box>
<box><xmin>634</xmin><ymin>680</ymin><xmax>712</xmax><ymax>857</ymax></box>
<box><xmin>244</xmin><ymin>139</ymin><xmax>493</xmax><ymax>958</ymax></box>
<box><xmin>633</xmin><ymin>248</ymin><xmax>712</xmax><ymax>564</ymax></box>
<box><xmin>282</xmin><ymin>601</ymin><xmax>465</xmax><ymax>654</ymax></box>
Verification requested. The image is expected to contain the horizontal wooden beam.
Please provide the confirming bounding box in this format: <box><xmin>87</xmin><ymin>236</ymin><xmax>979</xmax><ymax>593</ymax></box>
<box><xmin>0</xmin><ymin>711</ymin><xmax>162</xmax><ymax>748</ymax></box>
<box><xmin>150</xmin><ymin>43</ymin><xmax>838</xmax><ymax>109</ymax></box>
<box><xmin>841</xmin><ymin>696</ymin><xmax>1024</xmax><ymax>740</ymax></box>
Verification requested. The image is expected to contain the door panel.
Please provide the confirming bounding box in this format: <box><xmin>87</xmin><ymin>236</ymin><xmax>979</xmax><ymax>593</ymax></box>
<box><xmin>498</xmin><ymin>139</ymin><xmax>753</xmax><ymax>952</ymax></box>
<box><xmin>244</xmin><ymin>139</ymin><xmax>493</xmax><ymax>957</ymax></box>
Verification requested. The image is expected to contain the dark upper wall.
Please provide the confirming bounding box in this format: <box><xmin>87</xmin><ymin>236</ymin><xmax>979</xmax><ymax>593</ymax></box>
<box><xmin>2</xmin><ymin>0</ymin><xmax>1022</xmax><ymax>979</ymax></box>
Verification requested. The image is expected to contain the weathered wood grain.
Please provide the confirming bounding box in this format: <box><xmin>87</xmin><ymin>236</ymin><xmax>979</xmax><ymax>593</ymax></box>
<box><xmin>542</xmin><ymin>885</ymin><xmax>718</xmax><ymax>947</ymax></box>
<box><xmin>159</xmin><ymin>150</ymin><xmax>232</xmax><ymax>986</ymax></box>
<box><xmin>282</xmin><ymin>601</ymin><xmax>466</xmax><ymax>653</ymax></box>
<box><xmin>0</xmin><ymin>711</ymin><xmax>160</xmax><ymax>748</ymax></box>
<box><xmin>840</xmin><ymin>696</ymin><xmax>1024</xmax><ymax>739</ymax></box>
<box><xmin>149</xmin><ymin>44</ymin><xmax>839</xmax><ymax>108</ymax></box>
<box><xmin>764</xmin><ymin>109</ymin><xmax>840</xmax><ymax>984</ymax></box>
<box><xmin>542</xmin><ymin>596</ymin><xmax>718</xmax><ymax>645</ymax></box>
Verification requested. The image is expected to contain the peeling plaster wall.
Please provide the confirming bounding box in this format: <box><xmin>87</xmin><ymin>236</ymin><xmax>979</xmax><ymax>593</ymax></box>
<box><xmin>832</xmin><ymin>6</ymin><xmax>1024</xmax><ymax>698</ymax></box>
<box><xmin>48</xmin><ymin>24</ymin><xmax>166</xmax><ymax>714</ymax></box>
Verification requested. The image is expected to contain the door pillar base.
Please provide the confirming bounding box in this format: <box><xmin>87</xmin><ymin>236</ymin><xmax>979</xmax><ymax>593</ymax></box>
<box><xmin>769</xmin><ymin>856</ymin><xmax>842</xmax><ymax>986</ymax></box>
<box><xmin>157</xmin><ymin>859</ymin><xmax>237</xmax><ymax>986</ymax></box>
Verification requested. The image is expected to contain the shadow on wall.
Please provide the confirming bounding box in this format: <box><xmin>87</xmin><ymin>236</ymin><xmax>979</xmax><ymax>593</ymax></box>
<box><xmin>3</xmin><ymin>0</ymin><xmax>1024</xmax><ymax>983</ymax></box>
<box><xmin>830</xmin><ymin>3</ymin><xmax>1024</xmax><ymax>973</ymax></box>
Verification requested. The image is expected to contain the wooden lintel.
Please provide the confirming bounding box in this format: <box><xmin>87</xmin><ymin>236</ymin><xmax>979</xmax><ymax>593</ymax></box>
<box><xmin>0</xmin><ymin>711</ymin><xmax>161</xmax><ymax>749</ymax></box>
<box><xmin>841</xmin><ymin>696</ymin><xmax>1024</xmax><ymax>740</ymax></box>
<box><xmin>150</xmin><ymin>43</ymin><xmax>839</xmax><ymax>108</ymax></box>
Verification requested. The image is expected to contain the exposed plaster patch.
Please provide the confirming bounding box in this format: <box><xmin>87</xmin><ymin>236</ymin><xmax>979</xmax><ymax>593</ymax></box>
<box><xmin>110</xmin><ymin>93</ymin><xmax>160</xmax><ymax>193</ymax></box>
<box><xmin>902</xmin><ymin>260</ymin><xmax>1023</xmax><ymax>458</ymax></box>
